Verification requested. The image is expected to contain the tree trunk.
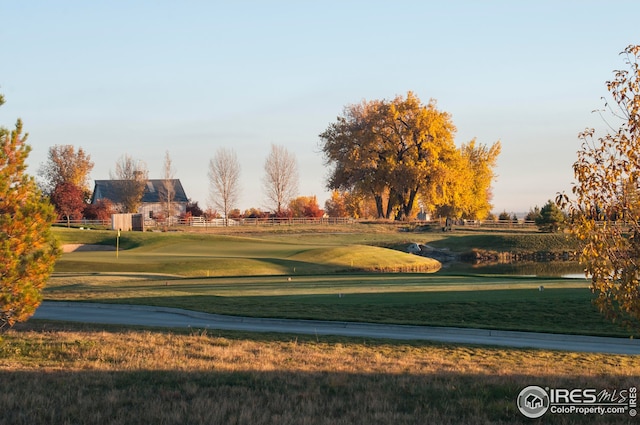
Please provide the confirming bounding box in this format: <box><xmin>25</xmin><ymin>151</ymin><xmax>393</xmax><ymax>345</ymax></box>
<box><xmin>385</xmin><ymin>189</ymin><xmax>396</xmax><ymax>219</ymax></box>
<box><xmin>374</xmin><ymin>194</ymin><xmax>384</xmax><ymax>219</ymax></box>
<box><xmin>401</xmin><ymin>188</ymin><xmax>419</xmax><ymax>220</ymax></box>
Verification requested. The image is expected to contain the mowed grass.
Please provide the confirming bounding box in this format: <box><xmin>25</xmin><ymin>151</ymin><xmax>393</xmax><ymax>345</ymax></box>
<box><xmin>1</xmin><ymin>322</ymin><xmax>639</xmax><ymax>425</ymax></box>
<box><xmin>53</xmin><ymin>228</ymin><xmax>441</xmax><ymax>275</ymax></box>
<box><xmin>44</xmin><ymin>273</ymin><xmax>634</xmax><ymax>337</ymax></box>
<box><xmin>47</xmin><ymin>227</ymin><xmax>634</xmax><ymax>337</ymax></box>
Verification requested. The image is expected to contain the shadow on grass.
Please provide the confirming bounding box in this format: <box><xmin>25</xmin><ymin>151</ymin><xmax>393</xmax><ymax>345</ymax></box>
<box><xmin>1</xmin><ymin>368</ymin><xmax>635</xmax><ymax>425</ymax></box>
<box><xmin>81</xmin><ymin>289</ymin><xmax>637</xmax><ymax>338</ymax></box>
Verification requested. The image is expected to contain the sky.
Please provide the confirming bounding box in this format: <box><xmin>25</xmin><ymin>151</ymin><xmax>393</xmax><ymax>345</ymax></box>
<box><xmin>2</xmin><ymin>1</ymin><xmax>639</xmax><ymax>215</ymax></box>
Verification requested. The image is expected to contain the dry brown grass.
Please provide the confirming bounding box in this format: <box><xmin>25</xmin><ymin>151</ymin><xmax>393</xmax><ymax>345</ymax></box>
<box><xmin>1</xmin><ymin>323</ymin><xmax>639</xmax><ymax>424</ymax></box>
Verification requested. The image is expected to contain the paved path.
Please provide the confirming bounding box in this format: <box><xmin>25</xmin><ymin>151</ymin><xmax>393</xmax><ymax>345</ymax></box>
<box><xmin>33</xmin><ymin>301</ymin><xmax>640</xmax><ymax>355</ymax></box>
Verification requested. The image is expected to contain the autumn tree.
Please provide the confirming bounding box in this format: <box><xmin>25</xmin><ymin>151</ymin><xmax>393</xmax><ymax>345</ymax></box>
<box><xmin>320</xmin><ymin>92</ymin><xmax>459</xmax><ymax>220</ymax></box>
<box><xmin>458</xmin><ymin>139</ymin><xmax>501</xmax><ymax>219</ymax></box>
<box><xmin>289</xmin><ymin>195</ymin><xmax>324</xmax><ymax>218</ymax></box>
<box><xmin>208</xmin><ymin>148</ymin><xmax>241</xmax><ymax>225</ymax></box>
<box><xmin>263</xmin><ymin>144</ymin><xmax>298</xmax><ymax>216</ymax></box>
<box><xmin>563</xmin><ymin>45</ymin><xmax>640</xmax><ymax>327</ymax></box>
<box><xmin>324</xmin><ymin>190</ymin><xmax>348</xmax><ymax>217</ymax></box>
<box><xmin>0</xmin><ymin>93</ymin><xmax>59</xmax><ymax>330</ymax></box>
<box><xmin>83</xmin><ymin>198</ymin><xmax>115</xmax><ymax>221</ymax></box>
<box><xmin>324</xmin><ymin>189</ymin><xmax>371</xmax><ymax>218</ymax></box>
<box><xmin>38</xmin><ymin>144</ymin><xmax>94</xmax><ymax>197</ymax></box>
<box><xmin>51</xmin><ymin>182</ymin><xmax>85</xmax><ymax>226</ymax></box>
<box><xmin>38</xmin><ymin>144</ymin><xmax>94</xmax><ymax>220</ymax></box>
<box><xmin>110</xmin><ymin>154</ymin><xmax>148</xmax><ymax>213</ymax></box>
<box><xmin>244</xmin><ymin>207</ymin><xmax>269</xmax><ymax>219</ymax></box>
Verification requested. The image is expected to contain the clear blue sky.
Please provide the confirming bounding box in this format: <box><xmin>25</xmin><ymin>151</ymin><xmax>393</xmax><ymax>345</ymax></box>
<box><xmin>2</xmin><ymin>1</ymin><xmax>638</xmax><ymax>215</ymax></box>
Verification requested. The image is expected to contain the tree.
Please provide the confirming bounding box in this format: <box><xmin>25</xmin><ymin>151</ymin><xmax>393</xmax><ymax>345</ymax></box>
<box><xmin>325</xmin><ymin>190</ymin><xmax>348</xmax><ymax>217</ymax></box>
<box><xmin>525</xmin><ymin>206</ymin><xmax>542</xmax><ymax>222</ymax></box>
<box><xmin>83</xmin><ymin>198</ymin><xmax>115</xmax><ymax>221</ymax></box>
<box><xmin>320</xmin><ymin>92</ymin><xmax>460</xmax><ymax>220</ymax></box>
<box><xmin>244</xmin><ymin>207</ymin><xmax>269</xmax><ymax>219</ymax></box>
<box><xmin>208</xmin><ymin>148</ymin><xmax>241</xmax><ymax>225</ymax></box>
<box><xmin>160</xmin><ymin>150</ymin><xmax>176</xmax><ymax>221</ymax></box>
<box><xmin>498</xmin><ymin>211</ymin><xmax>511</xmax><ymax>221</ymax></box>
<box><xmin>535</xmin><ymin>200</ymin><xmax>565</xmax><ymax>232</ymax></box>
<box><xmin>324</xmin><ymin>189</ymin><xmax>371</xmax><ymax>218</ymax></box>
<box><xmin>0</xmin><ymin>94</ymin><xmax>59</xmax><ymax>330</ymax></box>
<box><xmin>263</xmin><ymin>144</ymin><xmax>299</xmax><ymax>216</ymax></box>
<box><xmin>51</xmin><ymin>182</ymin><xmax>85</xmax><ymax>226</ymax></box>
<box><xmin>562</xmin><ymin>45</ymin><xmax>640</xmax><ymax>327</ymax></box>
<box><xmin>457</xmin><ymin>139</ymin><xmax>501</xmax><ymax>219</ymax></box>
<box><xmin>289</xmin><ymin>195</ymin><xmax>324</xmax><ymax>218</ymax></box>
<box><xmin>186</xmin><ymin>200</ymin><xmax>204</xmax><ymax>217</ymax></box>
<box><xmin>38</xmin><ymin>144</ymin><xmax>94</xmax><ymax>197</ymax></box>
<box><xmin>110</xmin><ymin>154</ymin><xmax>148</xmax><ymax>213</ymax></box>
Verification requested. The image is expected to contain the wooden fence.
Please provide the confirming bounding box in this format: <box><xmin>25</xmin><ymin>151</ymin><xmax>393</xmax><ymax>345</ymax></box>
<box><xmin>54</xmin><ymin>217</ymin><xmax>541</xmax><ymax>229</ymax></box>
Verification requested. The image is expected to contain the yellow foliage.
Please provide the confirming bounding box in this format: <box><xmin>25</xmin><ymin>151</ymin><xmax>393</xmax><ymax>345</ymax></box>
<box><xmin>320</xmin><ymin>92</ymin><xmax>500</xmax><ymax>220</ymax></box>
<box><xmin>565</xmin><ymin>45</ymin><xmax>640</xmax><ymax>328</ymax></box>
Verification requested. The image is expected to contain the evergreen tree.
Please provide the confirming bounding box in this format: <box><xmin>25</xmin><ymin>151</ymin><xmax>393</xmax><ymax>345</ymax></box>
<box><xmin>0</xmin><ymin>94</ymin><xmax>59</xmax><ymax>330</ymax></box>
<box><xmin>535</xmin><ymin>200</ymin><xmax>565</xmax><ymax>232</ymax></box>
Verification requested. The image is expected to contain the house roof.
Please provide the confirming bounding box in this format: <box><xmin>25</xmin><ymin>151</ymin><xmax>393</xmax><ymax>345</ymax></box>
<box><xmin>91</xmin><ymin>179</ymin><xmax>189</xmax><ymax>204</ymax></box>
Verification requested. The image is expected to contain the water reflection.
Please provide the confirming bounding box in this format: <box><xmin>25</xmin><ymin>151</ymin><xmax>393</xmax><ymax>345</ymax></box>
<box><xmin>445</xmin><ymin>261</ymin><xmax>586</xmax><ymax>278</ymax></box>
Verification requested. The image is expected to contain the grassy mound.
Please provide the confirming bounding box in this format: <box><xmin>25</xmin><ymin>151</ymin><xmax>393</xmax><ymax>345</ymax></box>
<box><xmin>53</xmin><ymin>228</ymin><xmax>440</xmax><ymax>276</ymax></box>
<box><xmin>291</xmin><ymin>245</ymin><xmax>441</xmax><ymax>273</ymax></box>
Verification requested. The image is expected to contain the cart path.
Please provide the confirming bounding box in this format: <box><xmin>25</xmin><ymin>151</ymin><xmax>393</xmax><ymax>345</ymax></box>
<box><xmin>33</xmin><ymin>301</ymin><xmax>640</xmax><ymax>354</ymax></box>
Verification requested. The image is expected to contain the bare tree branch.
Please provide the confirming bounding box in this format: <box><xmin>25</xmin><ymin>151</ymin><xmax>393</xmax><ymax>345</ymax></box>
<box><xmin>208</xmin><ymin>148</ymin><xmax>241</xmax><ymax>225</ymax></box>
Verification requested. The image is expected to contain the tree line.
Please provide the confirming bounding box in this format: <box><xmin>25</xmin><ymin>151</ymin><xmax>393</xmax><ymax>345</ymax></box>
<box><xmin>37</xmin><ymin>143</ymin><xmax>308</xmax><ymax>223</ymax></box>
<box><xmin>38</xmin><ymin>92</ymin><xmax>503</xmax><ymax>224</ymax></box>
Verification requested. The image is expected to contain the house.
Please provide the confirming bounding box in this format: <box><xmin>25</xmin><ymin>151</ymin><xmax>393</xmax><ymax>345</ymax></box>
<box><xmin>91</xmin><ymin>179</ymin><xmax>189</xmax><ymax>220</ymax></box>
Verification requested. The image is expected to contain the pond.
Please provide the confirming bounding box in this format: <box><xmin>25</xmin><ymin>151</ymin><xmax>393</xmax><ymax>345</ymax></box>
<box><xmin>443</xmin><ymin>260</ymin><xmax>588</xmax><ymax>279</ymax></box>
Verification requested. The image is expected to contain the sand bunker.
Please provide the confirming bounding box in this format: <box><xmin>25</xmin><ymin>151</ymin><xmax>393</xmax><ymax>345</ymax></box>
<box><xmin>62</xmin><ymin>244</ymin><xmax>116</xmax><ymax>253</ymax></box>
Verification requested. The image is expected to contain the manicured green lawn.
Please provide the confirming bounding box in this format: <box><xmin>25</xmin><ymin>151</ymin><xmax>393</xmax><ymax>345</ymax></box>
<box><xmin>45</xmin><ymin>271</ymin><xmax>631</xmax><ymax>337</ymax></box>
<box><xmin>54</xmin><ymin>228</ymin><xmax>441</xmax><ymax>275</ymax></box>
<box><xmin>48</xmin><ymin>226</ymin><xmax>629</xmax><ymax>337</ymax></box>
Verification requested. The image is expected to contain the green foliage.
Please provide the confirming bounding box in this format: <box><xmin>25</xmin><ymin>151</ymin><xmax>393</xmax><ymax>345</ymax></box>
<box><xmin>0</xmin><ymin>97</ymin><xmax>60</xmax><ymax>330</ymax></box>
<box><xmin>525</xmin><ymin>206</ymin><xmax>542</xmax><ymax>222</ymax></box>
<box><xmin>498</xmin><ymin>211</ymin><xmax>511</xmax><ymax>221</ymax></box>
<box><xmin>535</xmin><ymin>200</ymin><xmax>565</xmax><ymax>232</ymax></box>
<box><xmin>564</xmin><ymin>45</ymin><xmax>640</xmax><ymax>328</ymax></box>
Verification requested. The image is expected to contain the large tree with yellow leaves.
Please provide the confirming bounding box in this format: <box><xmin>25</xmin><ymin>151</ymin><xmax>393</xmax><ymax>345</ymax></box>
<box><xmin>0</xmin><ymin>93</ymin><xmax>59</xmax><ymax>330</ymax></box>
<box><xmin>320</xmin><ymin>92</ymin><xmax>499</xmax><ymax>220</ymax></box>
